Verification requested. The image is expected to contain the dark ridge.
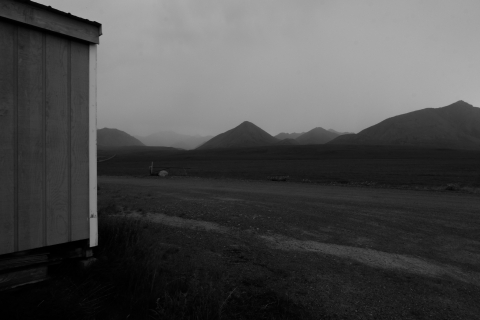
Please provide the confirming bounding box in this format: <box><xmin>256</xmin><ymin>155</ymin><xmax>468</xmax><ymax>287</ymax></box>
<box><xmin>328</xmin><ymin>101</ymin><xmax>480</xmax><ymax>150</ymax></box>
<box><xmin>97</xmin><ymin>128</ymin><xmax>145</xmax><ymax>147</ymax></box>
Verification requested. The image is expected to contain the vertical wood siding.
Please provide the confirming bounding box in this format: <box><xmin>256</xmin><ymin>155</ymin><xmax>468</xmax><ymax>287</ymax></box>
<box><xmin>45</xmin><ymin>34</ymin><xmax>69</xmax><ymax>246</ymax></box>
<box><xmin>17</xmin><ymin>26</ymin><xmax>45</xmax><ymax>251</ymax></box>
<box><xmin>0</xmin><ymin>22</ymin><xmax>91</xmax><ymax>254</ymax></box>
<box><xmin>70</xmin><ymin>42</ymin><xmax>90</xmax><ymax>241</ymax></box>
<box><xmin>0</xmin><ymin>21</ymin><xmax>16</xmax><ymax>254</ymax></box>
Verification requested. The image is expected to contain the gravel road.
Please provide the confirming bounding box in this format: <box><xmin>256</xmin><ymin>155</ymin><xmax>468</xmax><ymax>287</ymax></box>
<box><xmin>99</xmin><ymin>176</ymin><xmax>478</xmax><ymax>213</ymax></box>
<box><xmin>98</xmin><ymin>175</ymin><xmax>480</xmax><ymax>319</ymax></box>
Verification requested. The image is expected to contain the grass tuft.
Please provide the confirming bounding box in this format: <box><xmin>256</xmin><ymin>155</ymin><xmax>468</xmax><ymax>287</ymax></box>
<box><xmin>95</xmin><ymin>215</ymin><xmax>226</xmax><ymax>319</ymax></box>
<box><xmin>96</xmin><ymin>214</ymin><xmax>307</xmax><ymax>319</ymax></box>
<box><xmin>1</xmin><ymin>207</ymin><xmax>308</xmax><ymax>319</ymax></box>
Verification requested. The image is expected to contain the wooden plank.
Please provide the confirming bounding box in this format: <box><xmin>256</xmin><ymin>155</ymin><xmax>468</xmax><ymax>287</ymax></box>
<box><xmin>0</xmin><ymin>0</ymin><xmax>101</xmax><ymax>44</ymax></box>
<box><xmin>0</xmin><ymin>254</ymin><xmax>48</xmax><ymax>272</ymax></box>
<box><xmin>17</xmin><ymin>26</ymin><xmax>45</xmax><ymax>251</ymax></box>
<box><xmin>70</xmin><ymin>41</ymin><xmax>90</xmax><ymax>241</ymax></box>
<box><xmin>0</xmin><ymin>265</ymin><xmax>48</xmax><ymax>291</ymax></box>
<box><xmin>89</xmin><ymin>44</ymin><xmax>98</xmax><ymax>247</ymax></box>
<box><xmin>0</xmin><ymin>20</ymin><xmax>16</xmax><ymax>255</ymax></box>
<box><xmin>45</xmin><ymin>34</ymin><xmax>69</xmax><ymax>246</ymax></box>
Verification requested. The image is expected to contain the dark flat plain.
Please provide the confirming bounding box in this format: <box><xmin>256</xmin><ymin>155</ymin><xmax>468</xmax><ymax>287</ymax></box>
<box><xmin>6</xmin><ymin>145</ymin><xmax>476</xmax><ymax>319</ymax></box>
<box><xmin>99</xmin><ymin>175</ymin><xmax>480</xmax><ymax>319</ymax></box>
<box><xmin>98</xmin><ymin>145</ymin><xmax>480</xmax><ymax>189</ymax></box>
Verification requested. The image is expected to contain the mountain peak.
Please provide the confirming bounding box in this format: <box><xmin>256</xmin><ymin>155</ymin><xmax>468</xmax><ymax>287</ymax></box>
<box><xmin>196</xmin><ymin>121</ymin><xmax>278</xmax><ymax>150</ymax></box>
<box><xmin>238</xmin><ymin>121</ymin><xmax>255</xmax><ymax>127</ymax></box>
<box><xmin>447</xmin><ymin>100</ymin><xmax>472</xmax><ymax>108</ymax></box>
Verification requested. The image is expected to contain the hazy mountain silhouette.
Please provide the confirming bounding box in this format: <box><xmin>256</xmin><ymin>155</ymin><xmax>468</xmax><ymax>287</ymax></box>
<box><xmin>137</xmin><ymin>131</ymin><xmax>212</xmax><ymax>150</ymax></box>
<box><xmin>328</xmin><ymin>129</ymin><xmax>353</xmax><ymax>135</ymax></box>
<box><xmin>97</xmin><ymin>128</ymin><xmax>144</xmax><ymax>147</ymax></box>
<box><xmin>171</xmin><ymin>138</ymin><xmax>212</xmax><ymax>150</ymax></box>
<box><xmin>295</xmin><ymin>127</ymin><xmax>340</xmax><ymax>145</ymax></box>
<box><xmin>275</xmin><ymin>138</ymin><xmax>300</xmax><ymax>146</ymax></box>
<box><xmin>196</xmin><ymin>121</ymin><xmax>279</xmax><ymax>150</ymax></box>
<box><xmin>274</xmin><ymin>132</ymin><xmax>305</xmax><ymax>140</ymax></box>
<box><xmin>329</xmin><ymin>101</ymin><xmax>480</xmax><ymax>149</ymax></box>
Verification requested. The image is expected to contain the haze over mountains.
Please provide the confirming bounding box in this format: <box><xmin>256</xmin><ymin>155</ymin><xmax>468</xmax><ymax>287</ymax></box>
<box><xmin>274</xmin><ymin>132</ymin><xmax>305</xmax><ymax>140</ymax></box>
<box><xmin>136</xmin><ymin>131</ymin><xmax>213</xmax><ymax>150</ymax></box>
<box><xmin>328</xmin><ymin>129</ymin><xmax>353</xmax><ymax>135</ymax></box>
<box><xmin>329</xmin><ymin>101</ymin><xmax>480</xmax><ymax>149</ymax></box>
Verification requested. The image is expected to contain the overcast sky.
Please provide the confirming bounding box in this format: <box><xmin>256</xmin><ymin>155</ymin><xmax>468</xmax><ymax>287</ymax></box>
<box><xmin>37</xmin><ymin>0</ymin><xmax>480</xmax><ymax>137</ymax></box>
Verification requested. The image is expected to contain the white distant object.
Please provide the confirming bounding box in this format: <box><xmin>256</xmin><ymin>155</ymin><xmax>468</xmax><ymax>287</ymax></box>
<box><xmin>158</xmin><ymin>170</ymin><xmax>168</xmax><ymax>177</ymax></box>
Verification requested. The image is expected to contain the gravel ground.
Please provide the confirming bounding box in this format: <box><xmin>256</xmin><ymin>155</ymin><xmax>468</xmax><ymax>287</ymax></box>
<box><xmin>99</xmin><ymin>176</ymin><xmax>480</xmax><ymax>319</ymax></box>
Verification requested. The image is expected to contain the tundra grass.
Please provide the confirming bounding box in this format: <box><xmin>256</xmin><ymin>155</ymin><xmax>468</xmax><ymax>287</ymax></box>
<box><xmin>0</xmin><ymin>209</ymin><xmax>306</xmax><ymax>320</ymax></box>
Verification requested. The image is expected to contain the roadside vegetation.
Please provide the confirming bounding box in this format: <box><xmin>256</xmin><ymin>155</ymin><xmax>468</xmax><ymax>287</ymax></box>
<box><xmin>0</xmin><ymin>208</ymin><xmax>308</xmax><ymax>320</ymax></box>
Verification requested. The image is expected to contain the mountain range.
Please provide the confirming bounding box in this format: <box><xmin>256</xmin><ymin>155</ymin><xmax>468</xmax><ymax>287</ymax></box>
<box><xmin>197</xmin><ymin>122</ymin><xmax>343</xmax><ymax>150</ymax></box>
<box><xmin>329</xmin><ymin>100</ymin><xmax>480</xmax><ymax>149</ymax></box>
<box><xmin>97</xmin><ymin>100</ymin><xmax>480</xmax><ymax>150</ymax></box>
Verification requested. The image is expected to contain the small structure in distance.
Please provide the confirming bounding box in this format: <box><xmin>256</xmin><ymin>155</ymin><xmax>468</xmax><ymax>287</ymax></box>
<box><xmin>149</xmin><ymin>162</ymin><xmax>191</xmax><ymax>177</ymax></box>
<box><xmin>158</xmin><ymin>170</ymin><xmax>168</xmax><ymax>177</ymax></box>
